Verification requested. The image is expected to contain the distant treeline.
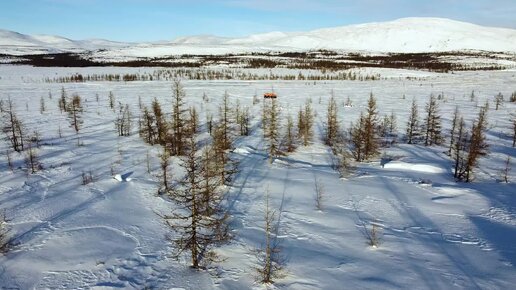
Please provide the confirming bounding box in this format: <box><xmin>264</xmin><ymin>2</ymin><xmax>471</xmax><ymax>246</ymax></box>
<box><xmin>43</xmin><ymin>68</ymin><xmax>384</xmax><ymax>83</ymax></box>
<box><xmin>1</xmin><ymin>50</ymin><xmax>511</xmax><ymax>72</ymax></box>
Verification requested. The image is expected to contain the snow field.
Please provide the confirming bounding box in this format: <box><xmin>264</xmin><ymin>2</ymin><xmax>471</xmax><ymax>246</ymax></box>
<box><xmin>0</xmin><ymin>66</ymin><xmax>515</xmax><ymax>289</ymax></box>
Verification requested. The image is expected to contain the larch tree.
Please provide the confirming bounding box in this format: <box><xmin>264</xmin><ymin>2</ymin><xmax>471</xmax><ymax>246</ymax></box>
<box><xmin>494</xmin><ymin>92</ymin><xmax>503</xmax><ymax>110</ymax></box>
<box><xmin>67</xmin><ymin>94</ymin><xmax>83</xmax><ymax>135</ymax></box>
<box><xmin>297</xmin><ymin>100</ymin><xmax>314</xmax><ymax>146</ymax></box>
<box><xmin>171</xmin><ymin>79</ymin><xmax>188</xmax><ymax>156</ymax></box>
<box><xmin>388</xmin><ymin>111</ymin><xmax>397</xmax><ymax>141</ymax></box>
<box><xmin>237</xmin><ymin>106</ymin><xmax>250</xmax><ymax>136</ymax></box>
<box><xmin>115</xmin><ymin>103</ymin><xmax>132</xmax><ymax>137</ymax></box>
<box><xmin>218</xmin><ymin>91</ymin><xmax>233</xmax><ymax>151</ymax></box>
<box><xmin>256</xmin><ymin>188</ymin><xmax>283</xmax><ymax>284</ymax></box>
<box><xmin>2</xmin><ymin>97</ymin><xmax>25</xmax><ymax>152</ymax></box>
<box><xmin>362</xmin><ymin>93</ymin><xmax>380</xmax><ymax>160</ymax></box>
<box><xmin>25</xmin><ymin>142</ymin><xmax>40</xmax><ymax>174</ymax></box>
<box><xmin>325</xmin><ymin>95</ymin><xmax>339</xmax><ymax>147</ymax></box>
<box><xmin>406</xmin><ymin>99</ymin><xmax>420</xmax><ymax>144</ymax></box>
<box><xmin>159</xmin><ymin>146</ymin><xmax>171</xmax><ymax>193</ymax></box>
<box><xmin>163</xmin><ymin>125</ymin><xmax>230</xmax><ymax>269</ymax></box>
<box><xmin>452</xmin><ymin>116</ymin><xmax>467</xmax><ymax>179</ymax></box>
<box><xmin>139</xmin><ymin>105</ymin><xmax>157</xmax><ymax>145</ymax></box>
<box><xmin>463</xmin><ymin>103</ymin><xmax>489</xmax><ymax>182</ymax></box>
<box><xmin>350</xmin><ymin>113</ymin><xmax>366</xmax><ymax>162</ymax></box>
<box><xmin>212</xmin><ymin>121</ymin><xmax>236</xmax><ymax>186</ymax></box>
<box><xmin>453</xmin><ymin>103</ymin><xmax>489</xmax><ymax>182</ymax></box>
<box><xmin>423</xmin><ymin>94</ymin><xmax>443</xmax><ymax>146</ymax></box>
<box><xmin>108</xmin><ymin>91</ymin><xmax>115</xmax><ymax>111</ymax></box>
<box><xmin>284</xmin><ymin>114</ymin><xmax>296</xmax><ymax>153</ymax></box>
<box><xmin>0</xmin><ymin>211</ymin><xmax>12</xmax><ymax>254</ymax></box>
<box><xmin>264</xmin><ymin>98</ymin><xmax>281</xmax><ymax>162</ymax></box>
<box><xmin>151</xmin><ymin>98</ymin><xmax>167</xmax><ymax>145</ymax></box>
<box><xmin>40</xmin><ymin>96</ymin><xmax>46</xmax><ymax>114</ymax></box>
<box><xmin>58</xmin><ymin>87</ymin><xmax>67</xmax><ymax>113</ymax></box>
<box><xmin>448</xmin><ymin>106</ymin><xmax>460</xmax><ymax>156</ymax></box>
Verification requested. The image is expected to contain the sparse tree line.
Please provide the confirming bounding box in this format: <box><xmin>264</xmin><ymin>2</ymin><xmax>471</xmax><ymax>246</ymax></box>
<box><xmin>42</xmin><ymin>68</ymin><xmax>384</xmax><ymax>84</ymax></box>
<box><xmin>255</xmin><ymin>88</ymin><xmax>515</xmax><ymax>184</ymax></box>
<box><xmin>337</xmin><ymin>92</ymin><xmax>513</xmax><ymax>183</ymax></box>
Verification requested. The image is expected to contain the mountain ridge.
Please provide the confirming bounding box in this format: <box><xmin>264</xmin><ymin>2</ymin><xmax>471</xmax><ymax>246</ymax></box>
<box><xmin>1</xmin><ymin>17</ymin><xmax>516</xmax><ymax>57</ymax></box>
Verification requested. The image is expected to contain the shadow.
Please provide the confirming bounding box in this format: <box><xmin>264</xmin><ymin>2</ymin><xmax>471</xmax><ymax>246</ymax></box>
<box><xmin>469</xmin><ymin>216</ymin><xmax>516</xmax><ymax>266</ymax></box>
<box><xmin>431</xmin><ymin>195</ymin><xmax>457</xmax><ymax>201</ymax></box>
<box><xmin>379</xmin><ymin>175</ymin><xmax>483</xmax><ymax>289</ymax></box>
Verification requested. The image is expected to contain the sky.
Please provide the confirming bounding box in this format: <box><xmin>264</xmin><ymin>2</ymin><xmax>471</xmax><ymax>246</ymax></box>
<box><xmin>0</xmin><ymin>0</ymin><xmax>515</xmax><ymax>42</ymax></box>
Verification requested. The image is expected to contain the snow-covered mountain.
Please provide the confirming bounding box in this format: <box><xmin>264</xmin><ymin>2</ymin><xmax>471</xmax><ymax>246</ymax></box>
<box><xmin>0</xmin><ymin>29</ymin><xmax>129</xmax><ymax>55</ymax></box>
<box><xmin>1</xmin><ymin>18</ymin><xmax>516</xmax><ymax>57</ymax></box>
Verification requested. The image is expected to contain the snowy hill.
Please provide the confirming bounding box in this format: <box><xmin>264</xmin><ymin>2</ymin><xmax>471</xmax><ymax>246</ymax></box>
<box><xmin>237</xmin><ymin>17</ymin><xmax>516</xmax><ymax>53</ymax></box>
<box><xmin>0</xmin><ymin>29</ymin><xmax>129</xmax><ymax>55</ymax></box>
<box><xmin>1</xmin><ymin>18</ymin><xmax>516</xmax><ymax>57</ymax></box>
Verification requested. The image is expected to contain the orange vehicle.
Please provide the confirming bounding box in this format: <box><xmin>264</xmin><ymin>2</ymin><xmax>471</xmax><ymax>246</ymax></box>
<box><xmin>263</xmin><ymin>92</ymin><xmax>277</xmax><ymax>99</ymax></box>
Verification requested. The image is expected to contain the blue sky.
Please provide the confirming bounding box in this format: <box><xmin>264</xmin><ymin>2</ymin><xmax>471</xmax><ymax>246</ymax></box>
<box><xmin>0</xmin><ymin>0</ymin><xmax>515</xmax><ymax>41</ymax></box>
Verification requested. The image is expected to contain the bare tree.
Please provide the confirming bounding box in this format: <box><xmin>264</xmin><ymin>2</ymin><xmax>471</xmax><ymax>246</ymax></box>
<box><xmin>297</xmin><ymin>100</ymin><xmax>313</xmax><ymax>146</ymax></box>
<box><xmin>115</xmin><ymin>103</ymin><xmax>132</xmax><ymax>137</ymax></box>
<box><xmin>325</xmin><ymin>95</ymin><xmax>339</xmax><ymax>147</ymax></box>
<box><xmin>218</xmin><ymin>91</ymin><xmax>233</xmax><ymax>151</ymax></box>
<box><xmin>448</xmin><ymin>106</ymin><xmax>460</xmax><ymax>156</ymax></box>
<box><xmin>188</xmin><ymin>106</ymin><xmax>199</xmax><ymax>137</ymax></box>
<box><xmin>2</xmin><ymin>97</ymin><xmax>25</xmax><ymax>152</ymax></box>
<box><xmin>151</xmin><ymin>98</ymin><xmax>167</xmax><ymax>145</ymax></box>
<box><xmin>237</xmin><ymin>106</ymin><xmax>250</xmax><ymax>136</ymax></box>
<box><xmin>367</xmin><ymin>221</ymin><xmax>381</xmax><ymax>248</ymax></box>
<box><xmin>25</xmin><ymin>142</ymin><xmax>40</xmax><ymax>174</ymax></box>
<box><xmin>212</xmin><ymin>122</ymin><xmax>236</xmax><ymax>185</ymax></box>
<box><xmin>470</xmin><ymin>90</ymin><xmax>476</xmax><ymax>102</ymax></box>
<box><xmin>5</xmin><ymin>150</ymin><xmax>13</xmax><ymax>172</ymax></box>
<box><xmin>314</xmin><ymin>177</ymin><xmax>324</xmax><ymax>211</ymax></box>
<box><xmin>350</xmin><ymin>113</ymin><xmax>366</xmax><ymax>162</ymax></box>
<box><xmin>108</xmin><ymin>91</ymin><xmax>115</xmax><ymax>111</ymax></box>
<box><xmin>0</xmin><ymin>211</ymin><xmax>13</xmax><ymax>254</ymax></box>
<box><xmin>201</xmin><ymin>111</ymin><xmax>211</xmax><ymax>135</ymax></box>
<box><xmin>67</xmin><ymin>94</ymin><xmax>83</xmax><ymax>134</ymax></box>
<box><xmin>284</xmin><ymin>114</ymin><xmax>296</xmax><ymax>153</ymax></box>
<box><xmin>40</xmin><ymin>96</ymin><xmax>46</xmax><ymax>114</ymax></box>
<box><xmin>139</xmin><ymin>105</ymin><xmax>157</xmax><ymax>145</ymax></box>
<box><xmin>256</xmin><ymin>188</ymin><xmax>283</xmax><ymax>284</ymax></box>
<box><xmin>501</xmin><ymin>156</ymin><xmax>511</xmax><ymax>183</ymax></box>
<box><xmin>494</xmin><ymin>92</ymin><xmax>503</xmax><ymax>110</ymax></box>
<box><xmin>452</xmin><ymin>117</ymin><xmax>467</xmax><ymax>179</ymax></box>
<box><xmin>159</xmin><ymin>146</ymin><xmax>171</xmax><ymax>193</ymax></box>
<box><xmin>58</xmin><ymin>87</ymin><xmax>67</xmax><ymax>113</ymax></box>
<box><xmin>512</xmin><ymin>116</ymin><xmax>516</xmax><ymax>148</ymax></box>
<box><xmin>388</xmin><ymin>111</ymin><xmax>398</xmax><ymax>144</ymax></box>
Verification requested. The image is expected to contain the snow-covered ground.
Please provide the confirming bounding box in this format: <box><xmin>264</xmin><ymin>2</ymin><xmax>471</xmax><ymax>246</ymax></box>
<box><xmin>0</xmin><ymin>65</ymin><xmax>515</xmax><ymax>289</ymax></box>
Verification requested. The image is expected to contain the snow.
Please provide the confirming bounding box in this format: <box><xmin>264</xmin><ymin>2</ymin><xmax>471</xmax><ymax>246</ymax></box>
<box><xmin>0</xmin><ymin>65</ymin><xmax>515</xmax><ymax>289</ymax></box>
<box><xmin>383</xmin><ymin>161</ymin><xmax>446</xmax><ymax>174</ymax></box>
<box><xmin>2</xmin><ymin>17</ymin><xmax>516</xmax><ymax>57</ymax></box>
